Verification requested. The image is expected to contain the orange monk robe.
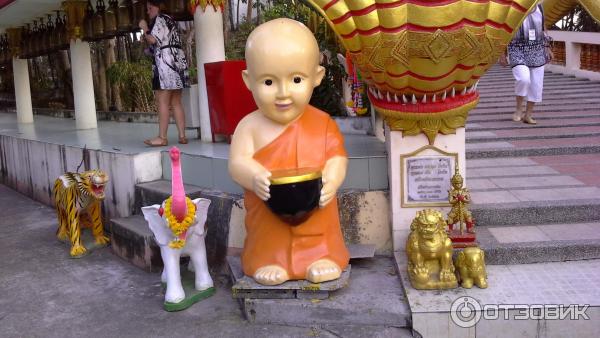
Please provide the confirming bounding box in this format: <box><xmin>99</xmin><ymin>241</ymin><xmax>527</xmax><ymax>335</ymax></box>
<box><xmin>242</xmin><ymin>105</ymin><xmax>350</xmax><ymax>280</ymax></box>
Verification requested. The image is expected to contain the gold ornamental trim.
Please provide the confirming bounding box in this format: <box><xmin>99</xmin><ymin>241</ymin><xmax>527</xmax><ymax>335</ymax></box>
<box><xmin>270</xmin><ymin>168</ymin><xmax>322</xmax><ymax>186</ymax></box>
<box><xmin>376</xmin><ymin>98</ymin><xmax>479</xmax><ymax>145</ymax></box>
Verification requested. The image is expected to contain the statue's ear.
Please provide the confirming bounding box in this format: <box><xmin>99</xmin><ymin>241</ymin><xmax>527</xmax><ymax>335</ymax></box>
<box><xmin>241</xmin><ymin>70</ymin><xmax>251</xmax><ymax>91</ymax></box>
<box><xmin>192</xmin><ymin>198</ymin><xmax>211</xmax><ymax>235</ymax></box>
<box><xmin>479</xmin><ymin>250</ymin><xmax>485</xmax><ymax>261</ymax></box>
<box><xmin>141</xmin><ymin>205</ymin><xmax>161</xmax><ymax>224</ymax></box>
<box><xmin>314</xmin><ymin>65</ymin><xmax>326</xmax><ymax>87</ymax></box>
<box><xmin>141</xmin><ymin>204</ymin><xmax>170</xmax><ymax>246</ymax></box>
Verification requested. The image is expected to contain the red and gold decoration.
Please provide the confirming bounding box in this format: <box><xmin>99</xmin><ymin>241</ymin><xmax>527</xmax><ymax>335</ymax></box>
<box><xmin>305</xmin><ymin>0</ymin><xmax>539</xmax><ymax>143</ymax></box>
<box><xmin>188</xmin><ymin>0</ymin><xmax>224</xmax><ymax>14</ymax></box>
<box><xmin>62</xmin><ymin>0</ymin><xmax>89</xmax><ymax>41</ymax></box>
<box><xmin>446</xmin><ymin>164</ymin><xmax>476</xmax><ymax>248</ymax></box>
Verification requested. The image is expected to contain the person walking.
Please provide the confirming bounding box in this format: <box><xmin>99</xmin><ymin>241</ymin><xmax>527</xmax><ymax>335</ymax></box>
<box><xmin>500</xmin><ymin>4</ymin><xmax>552</xmax><ymax>125</ymax></box>
<box><xmin>139</xmin><ymin>0</ymin><xmax>190</xmax><ymax>146</ymax></box>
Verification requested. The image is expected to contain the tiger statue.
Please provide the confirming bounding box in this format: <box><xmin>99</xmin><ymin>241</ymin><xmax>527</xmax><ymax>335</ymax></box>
<box><xmin>53</xmin><ymin>170</ymin><xmax>110</xmax><ymax>257</ymax></box>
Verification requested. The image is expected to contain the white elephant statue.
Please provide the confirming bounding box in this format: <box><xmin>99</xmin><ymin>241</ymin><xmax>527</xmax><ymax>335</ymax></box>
<box><xmin>142</xmin><ymin>198</ymin><xmax>212</xmax><ymax>304</ymax></box>
<box><xmin>141</xmin><ymin>147</ymin><xmax>214</xmax><ymax>310</ymax></box>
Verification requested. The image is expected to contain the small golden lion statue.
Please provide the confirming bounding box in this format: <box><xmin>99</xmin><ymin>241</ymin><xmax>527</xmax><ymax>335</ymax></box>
<box><xmin>406</xmin><ymin>209</ymin><xmax>457</xmax><ymax>289</ymax></box>
<box><xmin>455</xmin><ymin>247</ymin><xmax>488</xmax><ymax>289</ymax></box>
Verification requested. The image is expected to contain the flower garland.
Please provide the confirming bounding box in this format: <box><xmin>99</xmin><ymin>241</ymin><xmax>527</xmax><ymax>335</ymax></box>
<box><xmin>188</xmin><ymin>0</ymin><xmax>224</xmax><ymax>14</ymax></box>
<box><xmin>163</xmin><ymin>196</ymin><xmax>196</xmax><ymax>249</ymax></box>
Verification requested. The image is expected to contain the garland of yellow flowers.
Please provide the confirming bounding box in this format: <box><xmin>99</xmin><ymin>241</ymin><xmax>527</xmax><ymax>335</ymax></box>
<box><xmin>163</xmin><ymin>196</ymin><xmax>196</xmax><ymax>249</ymax></box>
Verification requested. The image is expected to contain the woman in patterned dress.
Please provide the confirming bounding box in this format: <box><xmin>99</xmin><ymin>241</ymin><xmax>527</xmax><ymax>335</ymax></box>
<box><xmin>500</xmin><ymin>4</ymin><xmax>553</xmax><ymax>125</ymax></box>
<box><xmin>139</xmin><ymin>0</ymin><xmax>190</xmax><ymax>146</ymax></box>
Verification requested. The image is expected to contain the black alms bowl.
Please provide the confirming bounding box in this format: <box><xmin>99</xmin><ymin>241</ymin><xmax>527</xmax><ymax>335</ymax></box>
<box><xmin>267</xmin><ymin>168</ymin><xmax>322</xmax><ymax>225</ymax></box>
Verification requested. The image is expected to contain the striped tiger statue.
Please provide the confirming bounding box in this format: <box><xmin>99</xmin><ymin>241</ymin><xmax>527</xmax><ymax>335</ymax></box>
<box><xmin>53</xmin><ymin>170</ymin><xmax>110</xmax><ymax>257</ymax></box>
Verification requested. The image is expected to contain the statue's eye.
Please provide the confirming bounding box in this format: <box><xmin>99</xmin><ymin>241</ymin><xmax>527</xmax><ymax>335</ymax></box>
<box><xmin>264</xmin><ymin>79</ymin><xmax>273</xmax><ymax>86</ymax></box>
<box><xmin>294</xmin><ymin>77</ymin><xmax>302</xmax><ymax>84</ymax></box>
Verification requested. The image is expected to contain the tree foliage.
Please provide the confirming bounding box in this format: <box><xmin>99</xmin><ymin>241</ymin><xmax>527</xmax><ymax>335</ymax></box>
<box><xmin>106</xmin><ymin>59</ymin><xmax>156</xmax><ymax>113</ymax></box>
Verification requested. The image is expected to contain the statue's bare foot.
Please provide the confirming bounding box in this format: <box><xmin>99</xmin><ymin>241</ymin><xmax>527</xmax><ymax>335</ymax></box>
<box><xmin>254</xmin><ymin>265</ymin><xmax>289</xmax><ymax>286</ymax></box>
<box><xmin>306</xmin><ymin>259</ymin><xmax>341</xmax><ymax>283</ymax></box>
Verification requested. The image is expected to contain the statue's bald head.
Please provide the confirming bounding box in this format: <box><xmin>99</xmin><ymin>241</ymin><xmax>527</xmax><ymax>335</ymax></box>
<box><xmin>242</xmin><ymin>18</ymin><xmax>325</xmax><ymax>125</ymax></box>
<box><xmin>245</xmin><ymin>18</ymin><xmax>320</xmax><ymax>72</ymax></box>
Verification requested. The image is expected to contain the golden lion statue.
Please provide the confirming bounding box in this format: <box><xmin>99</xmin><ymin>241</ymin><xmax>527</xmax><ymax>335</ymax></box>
<box><xmin>406</xmin><ymin>209</ymin><xmax>457</xmax><ymax>289</ymax></box>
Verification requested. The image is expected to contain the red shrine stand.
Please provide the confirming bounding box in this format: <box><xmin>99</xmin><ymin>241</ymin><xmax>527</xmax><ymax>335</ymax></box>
<box><xmin>448</xmin><ymin>221</ymin><xmax>477</xmax><ymax>249</ymax></box>
<box><xmin>205</xmin><ymin>60</ymin><xmax>257</xmax><ymax>142</ymax></box>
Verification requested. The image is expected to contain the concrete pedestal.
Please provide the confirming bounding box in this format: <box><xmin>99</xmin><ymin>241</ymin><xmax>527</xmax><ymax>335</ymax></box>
<box><xmin>12</xmin><ymin>57</ymin><xmax>33</xmax><ymax>124</ymax></box>
<box><xmin>194</xmin><ymin>8</ymin><xmax>226</xmax><ymax>142</ymax></box>
<box><xmin>70</xmin><ymin>39</ymin><xmax>97</xmax><ymax>130</ymax></box>
<box><xmin>387</xmin><ymin>127</ymin><xmax>466</xmax><ymax>252</ymax></box>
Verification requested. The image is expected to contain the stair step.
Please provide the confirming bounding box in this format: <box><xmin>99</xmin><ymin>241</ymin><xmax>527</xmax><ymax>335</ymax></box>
<box><xmin>477</xmin><ymin>224</ymin><xmax>600</xmax><ymax>265</ymax></box>
<box><xmin>466</xmin><ymin>125</ymin><xmax>600</xmax><ymax>143</ymax></box>
<box><xmin>466</xmin><ymin>141</ymin><xmax>600</xmax><ymax>159</ymax></box>
<box><xmin>471</xmin><ymin>199</ymin><xmax>600</xmax><ymax>227</ymax></box>
<box><xmin>241</xmin><ymin>257</ymin><xmax>411</xmax><ymax>327</ymax></box>
<box><xmin>467</xmin><ymin>117</ymin><xmax>600</xmax><ymax>131</ymax></box>
<box><xmin>109</xmin><ymin>215</ymin><xmax>162</xmax><ymax>272</ymax></box>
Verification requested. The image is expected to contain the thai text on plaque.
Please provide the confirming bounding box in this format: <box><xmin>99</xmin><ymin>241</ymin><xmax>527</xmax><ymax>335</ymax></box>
<box><xmin>406</xmin><ymin>156</ymin><xmax>452</xmax><ymax>203</ymax></box>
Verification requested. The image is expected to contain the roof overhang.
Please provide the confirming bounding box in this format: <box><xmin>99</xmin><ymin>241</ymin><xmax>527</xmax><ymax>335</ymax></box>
<box><xmin>0</xmin><ymin>0</ymin><xmax>65</xmax><ymax>33</ymax></box>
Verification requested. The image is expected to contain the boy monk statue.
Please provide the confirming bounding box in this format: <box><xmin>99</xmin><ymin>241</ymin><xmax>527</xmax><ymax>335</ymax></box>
<box><xmin>229</xmin><ymin>18</ymin><xmax>350</xmax><ymax>286</ymax></box>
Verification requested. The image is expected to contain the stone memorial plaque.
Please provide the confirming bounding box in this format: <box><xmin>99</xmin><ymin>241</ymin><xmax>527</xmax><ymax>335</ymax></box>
<box><xmin>401</xmin><ymin>146</ymin><xmax>457</xmax><ymax>207</ymax></box>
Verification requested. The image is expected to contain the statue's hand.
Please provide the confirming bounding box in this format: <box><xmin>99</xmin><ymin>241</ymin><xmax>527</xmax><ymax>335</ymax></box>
<box><xmin>253</xmin><ymin>170</ymin><xmax>271</xmax><ymax>201</ymax></box>
<box><xmin>319</xmin><ymin>179</ymin><xmax>336</xmax><ymax>207</ymax></box>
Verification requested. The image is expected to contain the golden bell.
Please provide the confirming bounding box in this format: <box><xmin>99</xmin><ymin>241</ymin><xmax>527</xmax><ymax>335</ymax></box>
<box><xmin>103</xmin><ymin>0</ymin><xmax>119</xmax><ymax>37</ymax></box>
<box><xmin>82</xmin><ymin>0</ymin><xmax>95</xmax><ymax>41</ymax></box>
<box><xmin>43</xmin><ymin>15</ymin><xmax>55</xmax><ymax>54</ymax></box>
<box><xmin>20</xmin><ymin>25</ymin><xmax>31</xmax><ymax>59</ymax></box>
<box><xmin>63</xmin><ymin>0</ymin><xmax>89</xmax><ymax>41</ymax></box>
<box><xmin>166</xmin><ymin>0</ymin><xmax>191</xmax><ymax>21</ymax></box>
<box><xmin>29</xmin><ymin>20</ymin><xmax>40</xmax><ymax>57</ymax></box>
<box><xmin>117</xmin><ymin>0</ymin><xmax>135</xmax><ymax>33</ymax></box>
<box><xmin>55</xmin><ymin>12</ymin><xmax>70</xmax><ymax>50</ymax></box>
<box><xmin>133</xmin><ymin>0</ymin><xmax>148</xmax><ymax>29</ymax></box>
<box><xmin>92</xmin><ymin>0</ymin><xmax>106</xmax><ymax>40</ymax></box>
<box><xmin>0</xmin><ymin>35</ymin><xmax>8</xmax><ymax>64</ymax></box>
<box><xmin>6</xmin><ymin>28</ymin><xmax>22</xmax><ymax>58</ymax></box>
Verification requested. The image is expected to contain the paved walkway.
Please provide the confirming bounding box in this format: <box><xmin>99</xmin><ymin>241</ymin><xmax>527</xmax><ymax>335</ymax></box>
<box><xmin>0</xmin><ymin>185</ymin><xmax>409</xmax><ymax>338</ymax></box>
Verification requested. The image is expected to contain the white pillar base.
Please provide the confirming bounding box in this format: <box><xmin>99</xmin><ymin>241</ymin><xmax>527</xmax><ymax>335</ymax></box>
<box><xmin>12</xmin><ymin>57</ymin><xmax>34</xmax><ymax>124</ymax></box>
<box><xmin>387</xmin><ymin>127</ymin><xmax>466</xmax><ymax>252</ymax></box>
<box><xmin>70</xmin><ymin>39</ymin><xmax>97</xmax><ymax>130</ymax></box>
<box><xmin>194</xmin><ymin>8</ymin><xmax>226</xmax><ymax>142</ymax></box>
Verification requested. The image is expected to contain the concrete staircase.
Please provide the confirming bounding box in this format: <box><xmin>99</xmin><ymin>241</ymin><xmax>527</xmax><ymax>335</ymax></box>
<box><xmin>466</xmin><ymin>66</ymin><xmax>600</xmax><ymax>265</ymax></box>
